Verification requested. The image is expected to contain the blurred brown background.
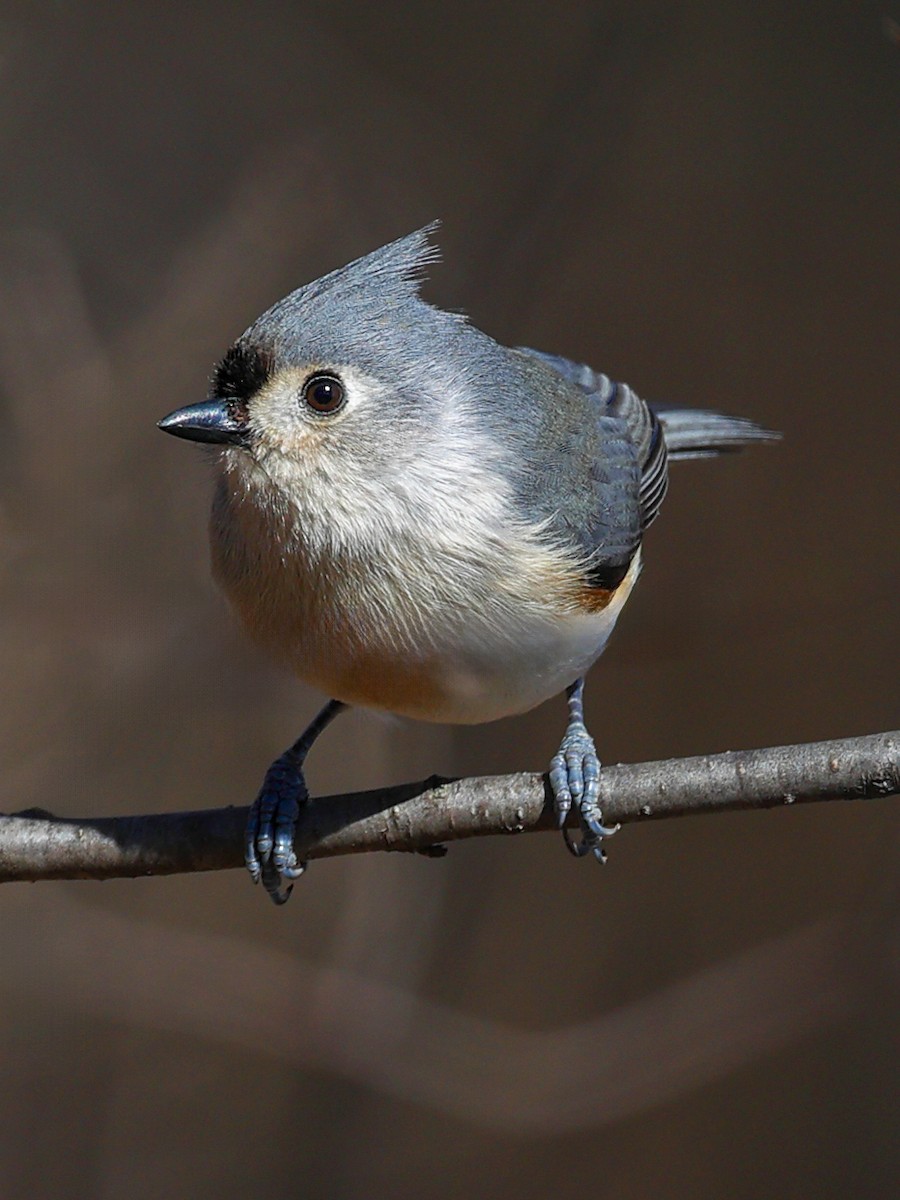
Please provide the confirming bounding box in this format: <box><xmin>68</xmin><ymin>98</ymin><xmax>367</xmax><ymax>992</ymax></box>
<box><xmin>0</xmin><ymin>2</ymin><xmax>898</xmax><ymax>1197</ymax></box>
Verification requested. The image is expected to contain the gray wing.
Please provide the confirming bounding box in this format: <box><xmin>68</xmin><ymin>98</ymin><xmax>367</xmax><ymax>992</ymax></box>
<box><xmin>512</xmin><ymin>347</ymin><xmax>776</xmax><ymax>589</ymax></box>
<box><xmin>514</xmin><ymin>348</ymin><xmax>668</xmax><ymax>587</ymax></box>
<box><xmin>518</xmin><ymin>348</ymin><xmax>669</xmax><ymax>532</ymax></box>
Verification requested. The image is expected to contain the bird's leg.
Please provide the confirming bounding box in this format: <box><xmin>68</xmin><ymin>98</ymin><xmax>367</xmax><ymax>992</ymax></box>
<box><xmin>245</xmin><ymin>699</ymin><xmax>347</xmax><ymax>905</ymax></box>
<box><xmin>548</xmin><ymin>678</ymin><xmax>619</xmax><ymax>863</ymax></box>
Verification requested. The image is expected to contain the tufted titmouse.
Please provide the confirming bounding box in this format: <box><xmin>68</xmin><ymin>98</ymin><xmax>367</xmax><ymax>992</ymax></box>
<box><xmin>159</xmin><ymin>224</ymin><xmax>778</xmax><ymax>904</ymax></box>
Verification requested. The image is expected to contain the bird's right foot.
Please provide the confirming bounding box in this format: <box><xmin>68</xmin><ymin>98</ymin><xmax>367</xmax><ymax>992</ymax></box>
<box><xmin>245</xmin><ymin>751</ymin><xmax>309</xmax><ymax>905</ymax></box>
<box><xmin>244</xmin><ymin>698</ymin><xmax>347</xmax><ymax>906</ymax></box>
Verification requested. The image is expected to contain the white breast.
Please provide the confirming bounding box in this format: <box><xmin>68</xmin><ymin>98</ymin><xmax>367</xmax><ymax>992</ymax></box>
<box><xmin>210</xmin><ymin>445</ymin><xmax>641</xmax><ymax>725</ymax></box>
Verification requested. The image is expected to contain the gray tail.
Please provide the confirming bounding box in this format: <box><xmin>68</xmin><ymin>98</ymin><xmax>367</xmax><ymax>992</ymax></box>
<box><xmin>654</xmin><ymin>407</ymin><xmax>781</xmax><ymax>460</ymax></box>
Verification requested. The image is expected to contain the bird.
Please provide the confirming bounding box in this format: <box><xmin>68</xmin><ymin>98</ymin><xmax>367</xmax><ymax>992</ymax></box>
<box><xmin>159</xmin><ymin>223</ymin><xmax>778</xmax><ymax>904</ymax></box>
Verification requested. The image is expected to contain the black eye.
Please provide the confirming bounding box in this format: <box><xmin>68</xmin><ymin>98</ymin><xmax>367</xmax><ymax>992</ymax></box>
<box><xmin>302</xmin><ymin>373</ymin><xmax>345</xmax><ymax>415</ymax></box>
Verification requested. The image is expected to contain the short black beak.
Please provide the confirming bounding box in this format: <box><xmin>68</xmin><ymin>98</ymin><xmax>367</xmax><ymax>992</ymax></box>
<box><xmin>157</xmin><ymin>399</ymin><xmax>249</xmax><ymax>446</ymax></box>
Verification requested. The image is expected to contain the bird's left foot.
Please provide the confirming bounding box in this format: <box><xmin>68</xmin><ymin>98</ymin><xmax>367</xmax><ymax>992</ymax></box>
<box><xmin>548</xmin><ymin>679</ymin><xmax>619</xmax><ymax>863</ymax></box>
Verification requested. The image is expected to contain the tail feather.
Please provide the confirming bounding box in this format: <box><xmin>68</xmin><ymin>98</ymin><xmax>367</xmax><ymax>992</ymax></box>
<box><xmin>654</xmin><ymin>408</ymin><xmax>781</xmax><ymax>460</ymax></box>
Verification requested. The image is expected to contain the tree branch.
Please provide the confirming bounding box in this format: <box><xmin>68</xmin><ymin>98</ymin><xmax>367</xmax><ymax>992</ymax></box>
<box><xmin>1</xmin><ymin>731</ymin><xmax>897</xmax><ymax>884</ymax></box>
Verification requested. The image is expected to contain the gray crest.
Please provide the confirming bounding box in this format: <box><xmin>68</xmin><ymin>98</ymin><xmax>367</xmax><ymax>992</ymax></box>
<box><xmin>240</xmin><ymin>223</ymin><xmax>452</xmax><ymax>368</ymax></box>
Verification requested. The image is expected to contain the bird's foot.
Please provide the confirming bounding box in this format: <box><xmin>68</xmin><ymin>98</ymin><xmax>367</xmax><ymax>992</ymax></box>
<box><xmin>549</xmin><ymin>707</ymin><xmax>619</xmax><ymax>864</ymax></box>
<box><xmin>243</xmin><ymin>699</ymin><xmax>346</xmax><ymax>906</ymax></box>
<box><xmin>245</xmin><ymin>752</ymin><xmax>309</xmax><ymax>905</ymax></box>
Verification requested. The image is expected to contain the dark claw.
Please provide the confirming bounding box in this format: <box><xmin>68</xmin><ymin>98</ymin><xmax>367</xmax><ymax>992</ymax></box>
<box><xmin>584</xmin><ymin>815</ymin><xmax>620</xmax><ymax>841</ymax></box>
<box><xmin>562</xmin><ymin>824</ymin><xmax>592</xmax><ymax>858</ymax></box>
<box><xmin>261</xmin><ymin>863</ymin><xmax>294</xmax><ymax>906</ymax></box>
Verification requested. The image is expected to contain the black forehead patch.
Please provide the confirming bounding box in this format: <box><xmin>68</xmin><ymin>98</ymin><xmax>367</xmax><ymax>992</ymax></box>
<box><xmin>211</xmin><ymin>342</ymin><xmax>272</xmax><ymax>408</ymax></box>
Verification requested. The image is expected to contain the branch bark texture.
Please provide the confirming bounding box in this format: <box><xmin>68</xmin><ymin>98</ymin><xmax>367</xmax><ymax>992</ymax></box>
<box><xmin>1</xmin><ymin>731</ymin><xmax>897</xmax><ymax>884</ymax></box>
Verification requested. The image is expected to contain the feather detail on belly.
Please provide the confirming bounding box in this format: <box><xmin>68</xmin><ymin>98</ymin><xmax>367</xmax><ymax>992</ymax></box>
<box><xmin>210</xmin><ymin>455</ymin><xmax>642</xmax><ymax>724</ymax></box>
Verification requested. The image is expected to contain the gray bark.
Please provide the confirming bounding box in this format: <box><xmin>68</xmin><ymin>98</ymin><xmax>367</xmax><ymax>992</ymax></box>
<box><xmin>1</xmin><ymin>730</ymin><xmax>897</xmax><ymax>884</ymax></box>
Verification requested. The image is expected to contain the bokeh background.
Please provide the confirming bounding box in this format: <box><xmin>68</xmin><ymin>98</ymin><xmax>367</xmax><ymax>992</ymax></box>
<box><xmin>1</xmin><ymin>2</ymin><xmax>898</xmax><ymax>1197</ymax></box>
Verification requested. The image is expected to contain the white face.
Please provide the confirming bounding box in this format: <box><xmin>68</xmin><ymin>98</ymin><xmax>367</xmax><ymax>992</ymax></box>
<box><xmin>220</xmin><ymin>342</ymin><xmax>536</xmax><ymax>573</ymax></box>
<box><xmin>243</xmin><ymin>362</ymin><xmax>393</xmax><ymax>461</ymax></box>
<box><xmin>229</xmin><ymin>360</ymin><xmax>445</xmax><ymax>538</ymax></box>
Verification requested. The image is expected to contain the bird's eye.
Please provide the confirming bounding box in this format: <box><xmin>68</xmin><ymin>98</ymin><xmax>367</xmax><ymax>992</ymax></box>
<box><xmin>302</xmin><ymin>373</ymin><xmax>345</xmax><ymax>415</ymax></box>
